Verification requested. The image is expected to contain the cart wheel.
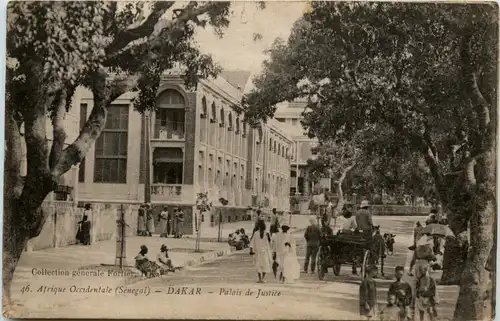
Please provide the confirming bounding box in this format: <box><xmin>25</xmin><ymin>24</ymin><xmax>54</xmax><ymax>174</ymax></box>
<box><xmin>332</xmin><ymin>261</ymin><xmax>341</xmax><ymax>276</ymax></box>
<box><xmin>317</xmin><ymin>246</ymin><xmax>327</xmax><ymax>280</ymax></box>
<box><xmin>361</xmin><ymin>250</ymin><xmax>373</xmax><ymax>280</ymax></box>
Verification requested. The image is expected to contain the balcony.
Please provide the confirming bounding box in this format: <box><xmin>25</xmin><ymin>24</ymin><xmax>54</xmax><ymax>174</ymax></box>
<box><xmin>151</xmin><ymin>184</ymin><xmax>195</xmax><ymax>203</ymax></box>
<box><xmin>153</xmin><ymin>121</ymin><xmax>185</xmax><ymax>140</ymax></box>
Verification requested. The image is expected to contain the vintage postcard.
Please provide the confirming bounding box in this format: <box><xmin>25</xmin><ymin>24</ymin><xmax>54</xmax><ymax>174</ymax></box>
<box><xmin>3</xmin><ymin>1</ymin><xmax>498</xmax><ymax>320</ymax></box>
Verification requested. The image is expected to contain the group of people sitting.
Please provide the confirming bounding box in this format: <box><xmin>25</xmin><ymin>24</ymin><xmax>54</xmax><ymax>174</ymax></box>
<box><xmin>134</xmin><ymin>244</ymin><xmax>180</xmax><ymax>278</ymax></box>
<box><xmin>228</xmin><ymin>229</ymin><xmax>250</xmax><ymax>251</ymax></box>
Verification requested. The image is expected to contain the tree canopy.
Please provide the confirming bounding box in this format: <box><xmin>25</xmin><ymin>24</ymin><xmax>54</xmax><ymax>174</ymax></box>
<box><xmin>243</xmin><ymin>3</ymin><xmax>497</xmax><ymax>320</ymax></box>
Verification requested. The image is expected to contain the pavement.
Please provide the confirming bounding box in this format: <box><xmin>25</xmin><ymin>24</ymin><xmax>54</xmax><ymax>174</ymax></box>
<box><xmin>8</xmin><ymin>215</ymin><xmax>460</xmax><ymax>319</ymax></box>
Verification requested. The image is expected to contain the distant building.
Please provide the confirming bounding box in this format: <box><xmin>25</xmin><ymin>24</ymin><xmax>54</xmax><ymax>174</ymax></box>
<box><xmin>274</xmin><ymin>101</ymin><xmax>332</xmax><ymax>214</ymax></box>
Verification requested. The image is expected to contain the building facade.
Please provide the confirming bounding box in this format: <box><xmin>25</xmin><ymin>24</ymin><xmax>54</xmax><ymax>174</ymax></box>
<box><xmin>274</xmin><ymin>101</ymin><xmax>332</xmax><ymax>214</ymax></box>
<box><xmin>75</xmin><ymin>72</ymin><xmax>292</xmax><ymax>215</ymax></box>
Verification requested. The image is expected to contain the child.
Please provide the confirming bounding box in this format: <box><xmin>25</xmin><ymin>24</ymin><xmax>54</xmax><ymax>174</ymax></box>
<box><xmin>388</xmin><ymin>266</ymin><xmax>413</xmax><ymax>321</ymax></box>
<box><xmin>415</xmin><ymin>265</ymin><xmax>438</xmax><ymax>321</ymax></box>
<box><xmin>282</xmin><ymin>242</ymin><xmax>300</xmax><ymax>283</ymax></box>
<box><xmin>359</xmin><ymin>265</ymin><xmax>378</xmax><ymax>320</ymax></box>
<box><xmin>380</xmin><ymin>294</ymin><xmax>401</xmax><ymax>321</ymax></box>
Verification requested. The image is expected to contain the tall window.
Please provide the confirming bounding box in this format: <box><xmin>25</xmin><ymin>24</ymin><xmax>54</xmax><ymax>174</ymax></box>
<box><xmin>210</xmin><ymin>102</ymin><xmax>217</xmax><ymax>146</ymax></box>
<box><xmin>78</xmin><ymin>103</ymin><xmax>88</xmax><ymax>182</ymax></box>
<box><xmin>227</xmin><ymin>112</ymin><xmax>233</xmax><ymax>152</ymax></box>
<box><xmin>218</xmin><ymin>108</ymin><xmax>225</xmax><ymax>149</ymax></box>
<box><xmin>200</xmin><ymin>97</ymin><xmax>208</xmax><ymax>143</ymax></box>
<box><xmin>94</xmin><ymin>105</ymin><xmax>129</xmax><ymax>183</ymax></box>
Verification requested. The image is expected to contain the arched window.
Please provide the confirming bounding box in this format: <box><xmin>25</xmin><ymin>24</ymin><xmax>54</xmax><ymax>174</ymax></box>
<box><xmin>242</xmin><ymin>121</ymin><xmax>247</xmax><ymax>136</ymax></box>
<box><xmin>269</xmin><ymin>138</ymin><xmax>272</xmax><ymax>150</ymax></box>
<box><xmin>211</xmin><ymin>102</ymin><xmax>217</xmax><ymax>122</ymax></box>
<box><xmin>236</xmin><ymin>117</ymin><xmax>240</xmax><ymax>133</ymax></box>
<box><xmin>274</xmin><ymin>141</ymin><xmax>277</xmax><ymax>152</ymax></box>
<box><xmin>278</xmin><ymin>143</ymin><xmax>281</xmax><ymax>155</ymax></box>
<box><xmin>156</xmin><ymin>89</ymin><xmax>185</xmax><ymax>106</ymax></box>
<box><xmin>228</xmin><ymin>113</ymin><xmax>233</xmax><ymax>130</ymax></box>
<box><xmin>201</xmin><ymin>97</ymin><xmax>207</xmax><ymax>117</ymax></box>
<box><xmin>220</xmin><ymin>108</ymin><xmax>225</xmax><ymax>125</ymax></box>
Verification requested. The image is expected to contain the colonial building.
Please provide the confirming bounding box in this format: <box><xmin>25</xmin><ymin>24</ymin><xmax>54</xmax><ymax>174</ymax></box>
<box><xmin>74</xmin><ymin>71</ymin><xmax>293</xmax><ymax>219</ymax></box>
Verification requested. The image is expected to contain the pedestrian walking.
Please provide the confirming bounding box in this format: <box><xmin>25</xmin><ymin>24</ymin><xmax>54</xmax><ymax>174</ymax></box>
<box><xmin>249</xmin><ymin>219</ymin><xmax>273</xmax><ymax>283</ymax></box>
<box><xmin>388</xmin><ymin>266</ymin><xmax>412</xmax><ymax>321</ymax></box>
<box><xmin>146</xmin><ymin>203</ymin><xmax>155</xmax><ymax>237</ymax></box>
<box><xmin>159</xmin><ymin>207</ymin><xmax>169</xmax><ymax>237</ymax></box>
<box><xmin>282</xmin><ymin>241</ymin><xmax>300</xmax><ymax>284</ymax></box>
<box><xmin>137</xmin><ymin>204</ymin><xmax>147</xmax><ymax>236</ymax></box>
<box><xmin>270</xmin><ymin>208</ymin><xmax>280</xmax><ymax>236</ymax></box>
<box><xmin>359</xmin><ymin>265</ymin><xmax>378</xmax><ymax>320</ymax></box>
<box><xmin>380</xmin><ymin>294</ymin><xmax>401</xmax><ymax>321</ymax></box>
<box><xmin>409</xmin><ymin>232</ymin><xmax>436</xmax><ymax>277</ymax></box>
<box><xmin>303</xmin><ymin>217</ymin><xmax>321</xmax><ymax>273</ymax></box>
<box><xmin>272</xmin><ymin>224</ymin><xmax>294</xmax><ymax>282</ymax></box>
<box><xmin>415</xmin><ymin>265</ymin><xmax>438</xmax><ymax>321</ymax></box>
<box><xmin>412</xmin><ymin>222</ymin><xmax>424</xmax><ymax>248</ymax></box>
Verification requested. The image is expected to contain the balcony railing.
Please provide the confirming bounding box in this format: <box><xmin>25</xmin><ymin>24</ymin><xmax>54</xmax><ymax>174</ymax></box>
<box><xmin>153</xmin><ymin>121</ymin><xmax>185</xmax><ymax>140</ymax></box>
<box><xmin>151</xmin><ymin>184</ymin><xmax>194</xmax><ymax>203</ymax></box>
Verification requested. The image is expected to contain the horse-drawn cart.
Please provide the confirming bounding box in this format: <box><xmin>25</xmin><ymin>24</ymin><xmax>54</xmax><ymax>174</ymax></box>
<box><xmin>316</xmin><ymin>232</ymin><xmax>379</xmax><ymax>280</ymax></box>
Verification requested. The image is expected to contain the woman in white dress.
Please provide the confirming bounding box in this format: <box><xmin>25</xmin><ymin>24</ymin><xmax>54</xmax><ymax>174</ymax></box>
<box><xmin>272</xmin><ymin>225</ymin><xmax>293</xmax><ymax>282</ymax></box>
<box><xmin>250</xmin><ymin>219</ymin><xmax>273</xmax><ymax>283</ymax></box>
<box><xmin>282</xmin><ymin>240</ymin><xmax>300</xmax><ymax>283</ymax></box>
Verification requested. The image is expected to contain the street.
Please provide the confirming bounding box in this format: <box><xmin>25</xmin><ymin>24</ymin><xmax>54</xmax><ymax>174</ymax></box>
<box><xmin>22</xmin><ymin>216</ymin><xmax>458</xmax><ymax>320</ymax></box>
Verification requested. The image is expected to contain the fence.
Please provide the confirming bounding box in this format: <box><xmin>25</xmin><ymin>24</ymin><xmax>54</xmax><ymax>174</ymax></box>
<box><xmin>27</xmin><ymin>201</ymin><xmax>141</xmax><ymax>251</ymax></box>
<box><xmin>290</xmin><ymin>199</ymin><xmax>432</xmax><ymax>216</ymax></box>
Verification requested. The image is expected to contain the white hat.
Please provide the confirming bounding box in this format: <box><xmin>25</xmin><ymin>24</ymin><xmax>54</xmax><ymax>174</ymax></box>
<box><xmin>360</xmin><ymin>200</ymin><xmax>370</xmax><ymax>208</ymax></box>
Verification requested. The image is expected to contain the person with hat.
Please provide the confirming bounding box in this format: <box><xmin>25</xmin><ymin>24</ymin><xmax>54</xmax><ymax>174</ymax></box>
<box><xmin>157</xmin><ymin>244</ymin><xmax>176</xmax><ymax>273</ymax></box>
<box><xmin>356</xmin><ymin>200</ymin><xmax>374</xmax><ymax>233</ymax></box>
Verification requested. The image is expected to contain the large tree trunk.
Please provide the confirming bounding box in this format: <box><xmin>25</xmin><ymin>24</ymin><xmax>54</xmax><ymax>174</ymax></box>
<box><xmin>454</xmin><ymin>197</ymin><xmax>495</xmax><ymax>321</ymax></box>
<box><xmin>453</xmin><ymin>143</ymin><xmax>496</xmax><ymax>320</ymax></box>
<box><xmin>441</xmin><ymin>215</ymin><xmax>469</xmax><ymax>285</ymax></box>
<box><xmin>3</xmin><ymin>200</ymin><xmax>29</xmax><ymax>315</ymax></box>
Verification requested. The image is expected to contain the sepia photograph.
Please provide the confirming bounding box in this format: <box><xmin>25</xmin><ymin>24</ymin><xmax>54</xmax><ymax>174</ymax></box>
<box><xmin>3</xmin><ymin>1</ymin><xmax>498</xmax><ymax>320</ymax></box>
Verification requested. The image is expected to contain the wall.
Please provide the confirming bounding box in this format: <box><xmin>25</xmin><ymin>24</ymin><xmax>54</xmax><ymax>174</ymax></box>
<box><xmin>27</xmin><ymin>201</ymin><xmax>201</xmax><ymax>252</ymax></box>
<box><xmin>208</xmin><ymin>206</ymin><xmax>253</xmax><ymax>225</ymax></box>
<box><xmin>27</xmin><ymin>202</ymin><xmax>141</xmax><ymax>251</ymax></box>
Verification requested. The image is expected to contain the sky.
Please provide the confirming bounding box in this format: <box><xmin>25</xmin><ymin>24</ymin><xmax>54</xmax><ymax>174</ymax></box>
<box><xmin>194</xmin><ymin>2</ymin><xmax>306</xmax><ymax>74</ymax></box>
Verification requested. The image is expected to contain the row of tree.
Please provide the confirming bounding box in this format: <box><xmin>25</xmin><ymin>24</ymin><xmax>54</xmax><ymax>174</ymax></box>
<box><xmin>242</xmin><ymin>3</ymin><xmax>497</xmax><ymax>321</ymax></box>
